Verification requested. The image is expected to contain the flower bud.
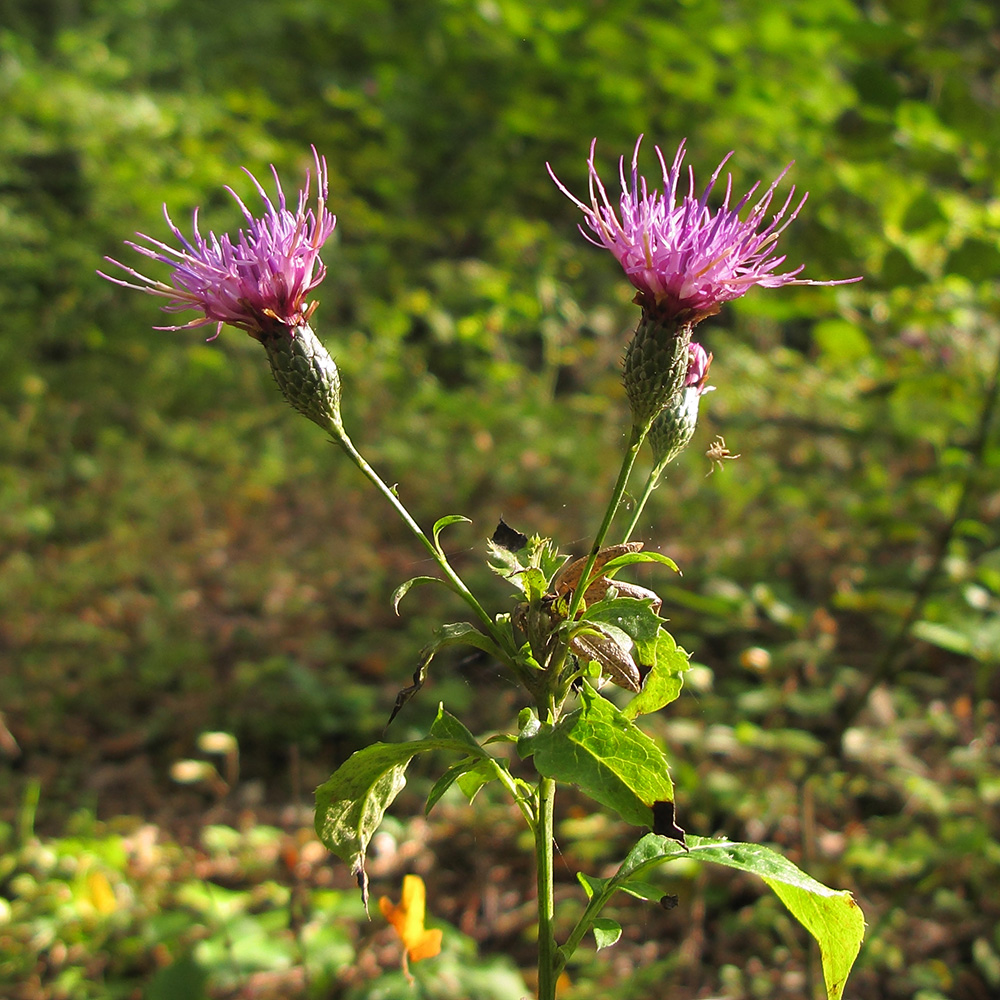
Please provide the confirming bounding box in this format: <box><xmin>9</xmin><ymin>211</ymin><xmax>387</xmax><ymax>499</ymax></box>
<box><xmin>622</xmin><ymin>312</ymin><xmax>692</xmax><ymax>432</ymax></box>
<box><xmin>259</xmin><ymin>323</ymin><xmax>343</xmax><ymax>433</ymax></box>
<box><xmin>648</xmin><ymin>342</ymin><xmax>713</xmax><ymax>468</ymax></box>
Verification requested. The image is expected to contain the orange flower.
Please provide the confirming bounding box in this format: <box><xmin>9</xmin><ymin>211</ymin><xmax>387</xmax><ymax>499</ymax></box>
<box><xmin>379</xmin><ymin>874</ymin><xmax>443</xmax><ymax>964</ymax></box>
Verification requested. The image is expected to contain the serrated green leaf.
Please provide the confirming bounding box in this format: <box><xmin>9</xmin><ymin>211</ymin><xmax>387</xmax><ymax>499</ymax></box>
<box><xmin>432</xmin><ymin>514</ymin><xmax>471</xmax><ymax>551</ymax></box>
<box><xmin>315</xmin><ymin>706</ymin><xmax>490</xmax><ymax>905</ymax></box>
<box><xmin>624</xmin><ymin>630</ymin><xmax>691</xmax><ymax>719</ymax></box>
<box><xmin>521</xmin><ymin>567</ymin><xmax>550</xmax><ymax>603</ymax></box>
<box><xmin>592</xmin><ymin>917</ymin><xmax>622</xmax><ymax>950</ymax></box>
<box><xmin>617</xmin><ymin>835</ymin><xmax>865</xmax><ymax>1000</ymax></box>
<box><xmin>487</xmin><ymin>538</ymin><xmax>527</xmax><ymax>583</ymax></box>
<box><xmin>391</xmin><ymin>575</ymin><xmax>448</xmax><ymax>614</ymax></box>
<box><xmin>518</xmin><ymin>685</ymin><xmax>673</xmax><ymax>826</ymax></box>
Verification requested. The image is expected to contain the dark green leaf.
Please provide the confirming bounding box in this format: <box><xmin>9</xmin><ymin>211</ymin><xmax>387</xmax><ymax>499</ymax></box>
<box><xmin>518</xmin><ymin>685</ymin><xmax>673</xmax><ymax>826</ymax></box>
<box><xmin>425</xmin><ymin>757</ymin><xmax>478</xmax><ymax>813</ymax></box>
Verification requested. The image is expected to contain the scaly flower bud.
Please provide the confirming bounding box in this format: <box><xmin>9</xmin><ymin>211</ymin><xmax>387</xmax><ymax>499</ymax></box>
<box><xmin>648</xmin><ymin>342</ymin><xmax>713</xmax><ymax>469</ymax></box>
<box><xmin>259</xmin><ymin>323</ymin><xmax>343</xmax><ymax>432</ymax></box>
<box><xmin>621</xmin><ymin>310</ymin><xmax>693</xmax><ymax>431</ymax></box>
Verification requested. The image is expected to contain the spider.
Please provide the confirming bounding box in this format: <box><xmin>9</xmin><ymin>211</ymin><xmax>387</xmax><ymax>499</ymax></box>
<box><xmin>706</xmin><ymin>435</ymin><xmax>740</xmax><ymax>474</ymax></box>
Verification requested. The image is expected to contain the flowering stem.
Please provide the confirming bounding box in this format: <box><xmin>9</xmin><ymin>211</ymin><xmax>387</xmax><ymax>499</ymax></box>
<box><xmin>535</xmin><ymin>775</ymin><xmax>558</xmax><ymax>1000</ymax></box>
<box><xmin>566</xmin><ymin>423</ymin><xmax>647</xmax><ymax>621</ymax></box>
<box><xmin>619</xmin><ymin>464</ymin><xmax>663</xmax><ymax>545</ymax></box>
<box><xmin>324</xmin><ymin>419</ymin><xmax>511</xmax><ymax>655</ymax></box>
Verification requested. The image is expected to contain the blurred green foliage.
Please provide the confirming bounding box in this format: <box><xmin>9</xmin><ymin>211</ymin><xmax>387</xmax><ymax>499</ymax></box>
<box><xmin>3</xmin><ymin>0</ymin><xmax>1000</xmax><ymax>997</ymax></box>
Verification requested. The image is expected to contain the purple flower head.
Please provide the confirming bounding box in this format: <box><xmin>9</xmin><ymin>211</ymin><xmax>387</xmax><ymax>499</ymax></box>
<box><xmin>548</xmin><ymin>137</ymin><xmax>860</xmax><ymax>323</ymax></box>
<box><xmin>99</xmin><ymin>147</ymin><xmax>336</xmax><ymax>340</ymax></box>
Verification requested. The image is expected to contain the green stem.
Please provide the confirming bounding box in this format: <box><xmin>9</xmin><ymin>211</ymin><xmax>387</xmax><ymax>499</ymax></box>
<box><xmin>535</xmin><ymin>776</ymin><xmax>557</xmax><ymax>1000</ymax></box>
<box><xmin>566</xmin><ymin>423</ymin><xmax>647</xmax><ymax>621</ymax></box>
<box><xmin>619</xmin><ymin>464</ymin><xmax>662</xmax><ymax>545</ymax></box>
<box><xmin>327</xmin><ymin>421</ymin><xmax>511</xmax><ymax>654</ymax></box>
<box><xmin>556</xmin><ymin>886</ymin><xmax>609</xmax><ymax>974</ymax></box>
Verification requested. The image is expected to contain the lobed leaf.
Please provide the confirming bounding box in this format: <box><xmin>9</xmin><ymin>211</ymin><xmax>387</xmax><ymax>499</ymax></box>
<box><xmin>624</xmin><ymin>630</ymin><xmax>691</xmax><ymax>719</ymax></box>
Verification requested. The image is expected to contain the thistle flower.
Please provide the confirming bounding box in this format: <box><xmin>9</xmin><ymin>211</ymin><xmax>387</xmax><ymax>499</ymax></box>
<box><xmin>99</xmin><ymin>149</ymin><xmax>343</xmax><ymax>431</ymax></box>
<box><xmin>549</xmin><ymin>136</ymin><xmax>860</xmax><ymax>431</ymax></box>
<box><xmin>100</xmin><ymin>147</ymin><xmax>336</xmax><ymax>339</ymax></box>
<box><xmin>548</xmin><ymin>136</ymin><xmax>858</xmax><ymax>323</ymax></box>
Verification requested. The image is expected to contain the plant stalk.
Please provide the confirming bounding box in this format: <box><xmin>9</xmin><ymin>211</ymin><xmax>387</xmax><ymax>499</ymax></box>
<box><xmin>535</xmin><ymin>775</ymin><xmax>558</xmax><ymax>1000</ymax></box>
<box><xmin>566</xmin><ymin>423</ymin><xmax>647</xmax><ymax>621</ymax></box>
<box><xmin>619</xmin><ymin>464</ymin><xmax>662</xmax><ymax>545</ymax></box>
<box><xmin>326</xmin><ymin>420</ymin><xmax>511</xmax><ymax>654</ymax></box>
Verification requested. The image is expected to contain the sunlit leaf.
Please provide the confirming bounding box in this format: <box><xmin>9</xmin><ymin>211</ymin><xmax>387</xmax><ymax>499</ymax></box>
<box><xmin>315</xmin><ymin>706</ymin><xmax>493</xmax><ymax>906</ymax></box>
<box><xmin>391</xmin><ymin>575</ymin><xmax>449</xmax><ymax>614</ymax></box>
<box><xmin>616</xmin><ymin>835</ymin><xmax>865</xmax><ymax>1000</ymax></box>
<box><xmin>517</xmin><ymin>684</ymin><xmax>674</xmax><ymax>827</ymax></box>
<box><xmin>592</xmin><ymin>917</ymin><xmax>622</xmax><ymax>950</ymax></box>
<box><xmin>624</xmin><ymin>630</ymin><xmax>691</xmax><ymax>719</ymax></box>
